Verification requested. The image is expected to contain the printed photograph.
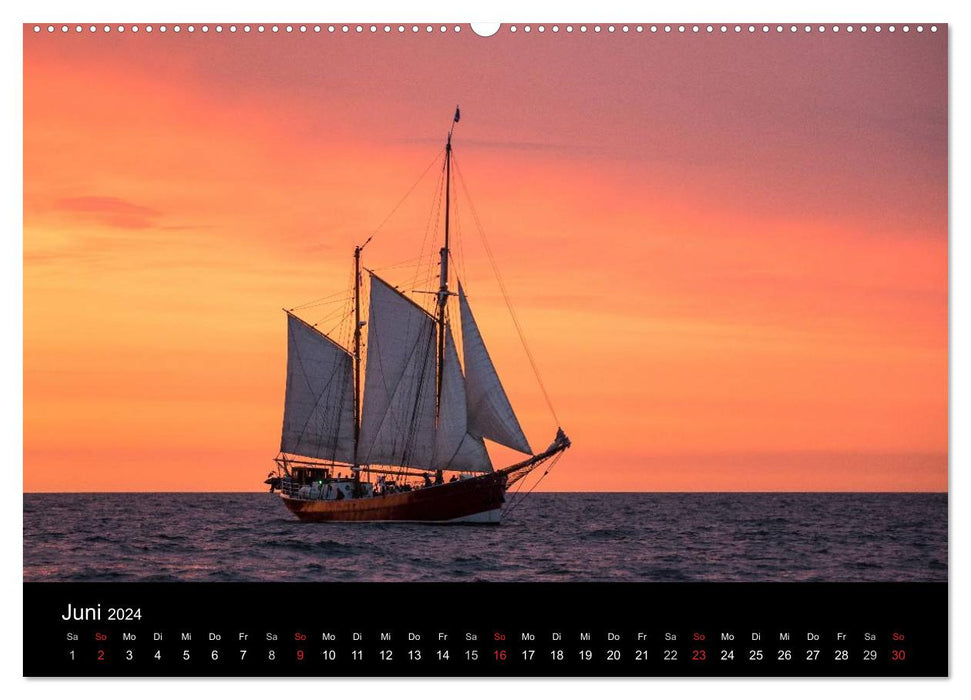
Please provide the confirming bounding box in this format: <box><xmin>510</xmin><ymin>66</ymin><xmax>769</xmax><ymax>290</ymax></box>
<box><xmin>23</xmin><ymin>25</ymin><xmax>947</xmax><ymax>583</ymax></box>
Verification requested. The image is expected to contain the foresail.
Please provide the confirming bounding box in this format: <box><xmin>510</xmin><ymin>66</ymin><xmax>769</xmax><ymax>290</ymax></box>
<box><xmin>281</xmin><ymin>313</ymin><xmax>357</xmax><ymax>463</ymax></box>
<box><xmin>458</xmin><ymin>283</ymin><xmax>533</xmax><ymax>455</ymax></box>
<box><xmin>358</xmin><ymin>274</ymin><xmax>438</xmax><ymax>469</ymax></box>
<box><xmin>434</xmin><ymin>324</ymin><xmax>493</xmax><ymax>472</ymax></box>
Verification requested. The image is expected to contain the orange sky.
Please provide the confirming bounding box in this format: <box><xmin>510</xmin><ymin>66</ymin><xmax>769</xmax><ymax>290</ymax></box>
<box><xmin>23</xmin><ymin>26</ymin><xmax>947</xmax><ymax>492</ymax></box>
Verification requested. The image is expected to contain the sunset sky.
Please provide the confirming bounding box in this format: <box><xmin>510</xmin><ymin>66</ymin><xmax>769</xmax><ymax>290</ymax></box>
<box><xmin>23</xmin><ymin>25</ymin><xmax>947</xmax><ymax>492</ymax></box>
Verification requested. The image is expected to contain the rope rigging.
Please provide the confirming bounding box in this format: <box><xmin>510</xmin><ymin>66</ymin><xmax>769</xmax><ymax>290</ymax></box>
<box><xmin>366</xmin><ymin>150</ymin><xmax>443</xmax><ymax>243</ymax></box>
<box><xmin>451</xmin><ymin>154</ymin><xmax>563</xmax><ymax>428</ymax></box>
<box><xmin>502</xmin><ymin>452</ymin><xmax>565</xmax><ymax>520</ymax></box>
<box><xmin>410</xmin><ymin>155</ymin><xmax>448</xmax><ymax>314</ymax></box>
<box><xmin>280</xmin><ymin>122</ymin><xmax>568</xmax><ymax>495</ymax></box>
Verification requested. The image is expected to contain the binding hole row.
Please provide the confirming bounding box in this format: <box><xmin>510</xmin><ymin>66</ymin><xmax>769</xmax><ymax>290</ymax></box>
<box><xmin>32</xmin><ymin>24</ymin><xmax>939</xmax><ymax>35</ymax></box>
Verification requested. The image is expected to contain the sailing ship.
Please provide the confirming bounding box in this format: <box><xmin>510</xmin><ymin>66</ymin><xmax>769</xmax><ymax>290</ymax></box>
<box><xmin>268</xmin><ymin>109</ymin><xmax>570</xmax><ymax>523</ymax></box>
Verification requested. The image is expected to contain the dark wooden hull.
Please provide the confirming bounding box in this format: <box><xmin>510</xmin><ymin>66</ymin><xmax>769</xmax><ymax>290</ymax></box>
<box><xmin>280</xmin><ymin>471</ymin><xmax>508</xmax><ymax>523</ymax></box>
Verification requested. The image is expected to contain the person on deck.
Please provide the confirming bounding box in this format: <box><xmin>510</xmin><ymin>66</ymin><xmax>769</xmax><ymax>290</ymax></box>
<box><xmin>435</xmin><ymin>469</ymin><xmax>444</xmax><ymax>485</ymax></box>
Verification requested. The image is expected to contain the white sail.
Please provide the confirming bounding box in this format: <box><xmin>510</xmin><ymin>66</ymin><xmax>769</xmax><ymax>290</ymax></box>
<box><xmin>358</xmin><ymin>274</ymin><xmax>438</xmax><ymax>469</ymax></box>
<box><xmin>434</xmin><ymin>324</ymin><xmax>493</xmax><ymax>472</ymax></box>
<box><xmin>458</xmin><ymin>283</ymin><xmax>533</xmax><ymax>455</ymax></box>
<box><xmin>280</xmin><ymin>313</ymin><xmax>357</xmax><ymax>463</ymax></box>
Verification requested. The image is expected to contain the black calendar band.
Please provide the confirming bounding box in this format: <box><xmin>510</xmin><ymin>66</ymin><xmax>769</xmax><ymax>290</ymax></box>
<box><xmin>24</xmin><ymin>581</ymin><xmax>947</xmax><ymax>677</ymax></box>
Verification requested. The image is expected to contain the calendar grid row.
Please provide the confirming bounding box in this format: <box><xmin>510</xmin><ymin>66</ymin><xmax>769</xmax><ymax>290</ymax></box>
<box><xmin>60</xmin><ymin>629</ymin><xmax>912</xmax><ymax>669</ymax></box>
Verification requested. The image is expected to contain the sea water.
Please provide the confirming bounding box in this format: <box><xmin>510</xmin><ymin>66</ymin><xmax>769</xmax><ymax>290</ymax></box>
<box><xmin>23</xmin><ymin>492</ymin><xmax>946</xmax><ymax>582</ymax></box>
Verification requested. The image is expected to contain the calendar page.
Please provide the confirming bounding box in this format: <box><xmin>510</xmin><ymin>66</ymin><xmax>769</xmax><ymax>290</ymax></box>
<box><xmin>22</xmin><ymin>18</ymin><xmax>948</xmax><ymax>678</ymax></box>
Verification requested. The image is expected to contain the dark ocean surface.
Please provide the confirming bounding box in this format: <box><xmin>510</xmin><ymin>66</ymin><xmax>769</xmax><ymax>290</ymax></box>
<box><xmin>23</xmin><ymin>493</ymin><xmax>946</xmax><ymax>582</ymax></box>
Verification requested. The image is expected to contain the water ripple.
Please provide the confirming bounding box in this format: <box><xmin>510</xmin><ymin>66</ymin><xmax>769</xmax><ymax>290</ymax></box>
<box><xmin>23</xmin><ymin>493</ymin><xmax>946</xmax><ymax>583</ymax></box>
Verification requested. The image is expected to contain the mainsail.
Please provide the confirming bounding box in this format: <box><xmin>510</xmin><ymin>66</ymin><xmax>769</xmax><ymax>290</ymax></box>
<box><xmin>458</xmin><ymin>283</ymin><xmax>533</xmax><ymax>455</ymax></box>
<box><xmin>357</xmin><ymin>274</ymin><xmax>439</xmax><ymax>469</ymax></box>
<box><xmin>280</xmin><ymin>313</ymin><xmax>357</xmax><ymax>463</ymax></box>
<box><xmin>433</xmin><ymin>324</ymin><xmax>492</xmax><ymax>472</ymax></box>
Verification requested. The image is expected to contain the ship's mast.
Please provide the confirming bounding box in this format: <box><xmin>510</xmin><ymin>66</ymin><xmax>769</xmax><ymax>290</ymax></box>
<box><xmin>353</xmin><ymin>244</ymin><xmax>363</xmax><ymax>468</ymax></box>
<box><xmin>437</xmin><ymin>107</ymin><xmax>459</xmax><ymax>415</ymax></box>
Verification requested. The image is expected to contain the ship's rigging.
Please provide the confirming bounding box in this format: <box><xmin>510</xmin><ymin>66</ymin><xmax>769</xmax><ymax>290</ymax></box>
<box><xmin>273</xmin><ymin>109</ymin><xmax>569</xmax><ymax>517</ymax></box>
